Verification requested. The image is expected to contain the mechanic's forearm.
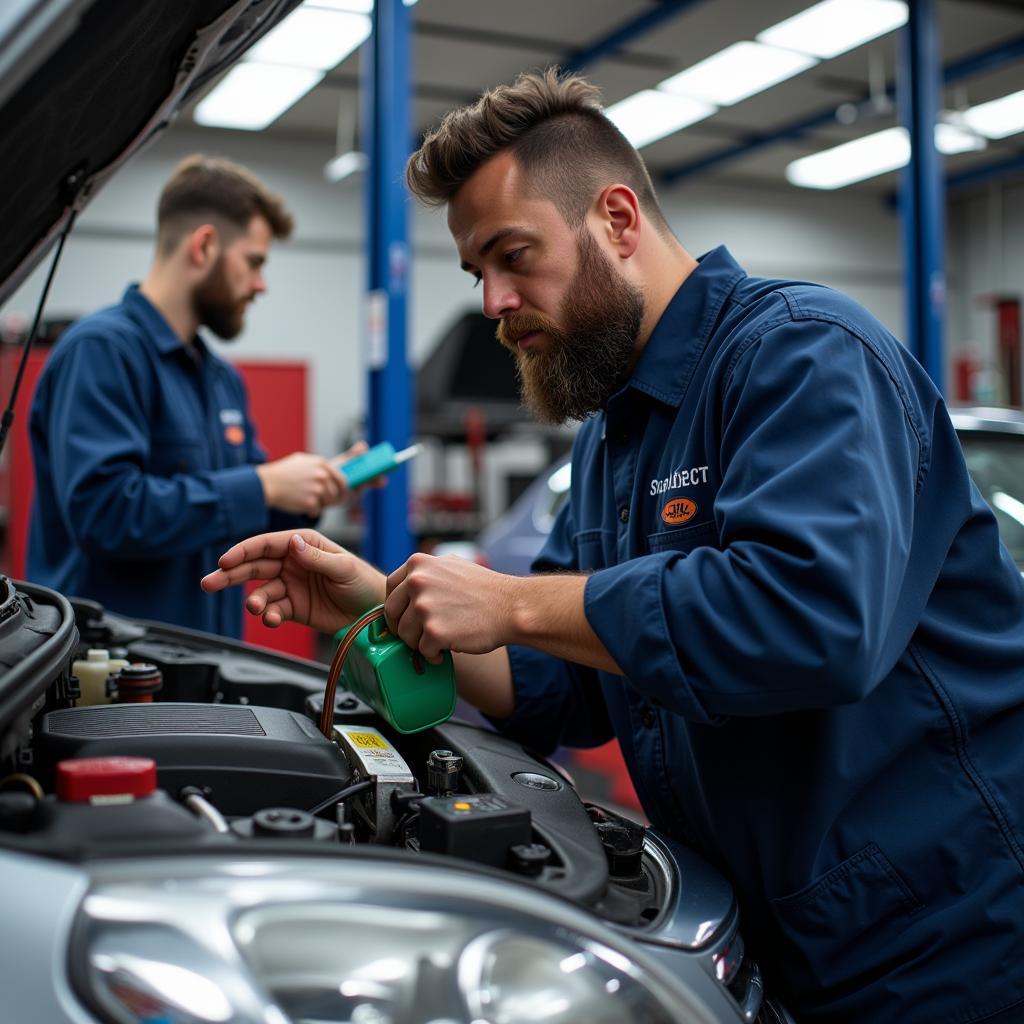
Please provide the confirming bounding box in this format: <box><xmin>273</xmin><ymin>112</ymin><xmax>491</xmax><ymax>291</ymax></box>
<box><xmin>507</xmin><ymin>573</ymin><xmax>623</xmax><ymax>675</ymax></box>
<box><xmin>453</xmin><ymin>648</ymin><xmax>516</xmax><ymax>719</ymax></box>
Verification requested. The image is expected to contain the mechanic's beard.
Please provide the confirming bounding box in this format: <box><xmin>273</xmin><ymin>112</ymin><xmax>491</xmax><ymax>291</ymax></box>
<box><xmin>193</xmin><ymin>257</ymin><xmax>247</xmax><ymax>341</ymax></box>
<box><xmin>497</xmin><ymin>232</ymin><xmax>644</xmax><ymax>424</ymax></box>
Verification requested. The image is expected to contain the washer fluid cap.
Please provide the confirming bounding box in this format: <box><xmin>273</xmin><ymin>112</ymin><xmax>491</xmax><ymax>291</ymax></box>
<box><xmin>56</xmin><ymin>756</ymin><xmax>157</xmax><ymax>803</ymax></box>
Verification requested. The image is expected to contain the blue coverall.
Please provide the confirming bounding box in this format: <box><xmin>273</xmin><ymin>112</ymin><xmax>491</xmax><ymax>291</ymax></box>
<box><xmin>27</xmin><ymin>285</ymin><xmax>305</xmax><ymax>637</ymax></box>
<box><xmin>496</xmin><ymin>248</ymin><xmax>1024</xmax><ymax>1023</ymax></box>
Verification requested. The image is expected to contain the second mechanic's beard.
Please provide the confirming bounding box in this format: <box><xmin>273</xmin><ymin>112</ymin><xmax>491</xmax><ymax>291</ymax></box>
<box><xmin>193</xmin><ymin>257</ymin><xmax>248</xmax><ymax>341</ymax></box>
<box><xmin>497</xmin><ymin>232</ymin><xmax>644</xmax><ymax>424</ymax></box>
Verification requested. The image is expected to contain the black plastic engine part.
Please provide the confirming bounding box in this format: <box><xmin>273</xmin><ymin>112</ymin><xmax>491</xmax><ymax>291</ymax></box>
<box><xmin>230</xmin><ymin>806</ymin><xmax>337</xmax><ymax>842</ymax></box>
<box><xmin>425</xmin><ymin>748</ymin><xmax>463</xmax><ymax>796</ymax></box>
<box><xmin>595</xmin><ymin>818</ymin><xmax>646</xmax><ymax>881</ymax></box>
<box><xmin>509</xmin><ymin>842</ymin><xmax>552</xmax><ymax>877</ymax></box>
<box><xmin>34</xmin><ymin>703</ymin><xmax>351</xmax><ymax>816</ymax></box>
<box><xmin>31</xmin><ymin>788</ymin><xmax>214</xmax><ymax>847</ymax></box>
<box><xmin>0</xmin><ymin>791</ymin><xmax>37</xmax><ymax>833</ymax></box>
<box><xmin>304</xmin><ymin>690</ymin><xmax>377</xmax><ymax>725</ymax></box>
<box><xmin>417</xmin><ymin>793</ymin><xmax>531</xmax><ymax>868</ymax></box>
<box><xmin>415</xmin><ymin>721</ymin><xmax>611</xmax><ymax>905</ymax></box>
<box><xmin>70</xmin><ymin>596</ymin><xmax>146</xmax><ymax>648</ymax></box>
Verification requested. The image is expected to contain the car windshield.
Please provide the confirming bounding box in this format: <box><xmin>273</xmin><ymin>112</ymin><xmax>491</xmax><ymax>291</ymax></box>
<box><xmin>959</xmin><ymin>431</ymin><xmax>1024</xmax><ymax>566</ymax></box>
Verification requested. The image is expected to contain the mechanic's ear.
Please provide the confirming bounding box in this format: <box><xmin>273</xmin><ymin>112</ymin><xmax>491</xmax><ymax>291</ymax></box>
<box><xmin>595</xmin><ymin>184</ymin><xmax>640</xmax><ymax>260</ymax></box>
<box><xmin>186</xmin><ymin>223</ymin><xmax>220</xmax><ymax>271</ymax></box>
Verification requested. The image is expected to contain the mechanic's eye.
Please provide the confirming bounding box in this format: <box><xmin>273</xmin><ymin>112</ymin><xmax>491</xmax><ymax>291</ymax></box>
<box><xmin>473</xmin><ymin>274</ymin><xmax>482</xmax><ymax>289</ymax></box>
<box><xmin>505</xmin><ymin>248</ymin><xmax>524</xmax><ymax>266</ymax></box>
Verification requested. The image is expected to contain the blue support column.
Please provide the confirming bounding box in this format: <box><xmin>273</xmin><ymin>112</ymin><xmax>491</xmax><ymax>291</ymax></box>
<box><xmin>362</xmin><ymin>0</ymin><xmax>413</xmax><ymax>571</ymax></box>
<box><xmin>898</xmin><ymin>0</ymin><xmax>946</xmax><ymax>392</ymax></box>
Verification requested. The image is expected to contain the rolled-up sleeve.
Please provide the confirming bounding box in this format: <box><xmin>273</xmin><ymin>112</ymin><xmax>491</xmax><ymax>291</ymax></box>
<box><xmin>585</xmin><ymin>318</ymin><xmax>921</xmax><ymax>722</ymax></box>
<box><xmin>486</xmin><ymin>497</ymin><xmax>614</xmax><ymax>752</ymax></box>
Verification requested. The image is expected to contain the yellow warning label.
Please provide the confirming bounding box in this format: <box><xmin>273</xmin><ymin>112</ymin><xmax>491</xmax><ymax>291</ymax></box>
<box><xmin>348</xmin><ymin>731</ymin><xmax>388</xmax><ymax>750</ymax></box>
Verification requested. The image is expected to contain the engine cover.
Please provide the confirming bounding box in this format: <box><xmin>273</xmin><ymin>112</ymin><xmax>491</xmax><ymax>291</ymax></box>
<box><xmin>35</xmin><ymin>703</ymin><xmax>351</xmax><ymax>816</ymax></box>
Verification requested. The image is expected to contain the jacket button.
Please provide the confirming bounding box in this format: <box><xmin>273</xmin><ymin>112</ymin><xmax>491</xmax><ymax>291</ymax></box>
<box><xmin>641</xmin><ymin>710</ymin><xmax>656</xmax><ymax>728</ymax></box>
<box><xmin>619</xmin><ymin>506</ymin><xmax>630</xmax><ymax>524</ymax></box>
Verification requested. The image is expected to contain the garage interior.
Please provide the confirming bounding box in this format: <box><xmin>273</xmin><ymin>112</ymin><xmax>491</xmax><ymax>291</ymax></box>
<box><xmin>3</xmin><ymin>0</ymin><xmax>1022</xmax><ymax>582</ymax></box>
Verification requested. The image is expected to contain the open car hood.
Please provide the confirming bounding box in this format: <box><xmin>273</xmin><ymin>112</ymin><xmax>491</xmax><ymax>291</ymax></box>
<box><xmin>0</xmin><ymin>0</ymin><xmax>302</xmax><ymax>307</ymax></box>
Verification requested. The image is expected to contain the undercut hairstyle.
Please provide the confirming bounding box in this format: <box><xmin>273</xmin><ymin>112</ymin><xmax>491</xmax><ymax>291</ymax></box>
<box><xmin>406</xmin><ymin>67</ymin><xmax>671</xmax><ymax>235</ymax></box>
<box><xmin>156</xmin><ymin>154</ymin><xmax>294</xmax><ymax>256</ymax></box>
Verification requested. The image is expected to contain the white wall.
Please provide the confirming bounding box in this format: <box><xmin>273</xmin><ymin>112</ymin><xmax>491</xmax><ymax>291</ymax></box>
<box><xmin>1</xmin><ymin>124</ymin><xmax>910</xmax><ymax>521</ymax></box>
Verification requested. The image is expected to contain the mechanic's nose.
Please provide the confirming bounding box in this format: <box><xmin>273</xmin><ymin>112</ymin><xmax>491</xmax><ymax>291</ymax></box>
<box><xmin>482</xmin><ymin>277</ymin><xmax>520</xmax><ymax>320</ymax></box>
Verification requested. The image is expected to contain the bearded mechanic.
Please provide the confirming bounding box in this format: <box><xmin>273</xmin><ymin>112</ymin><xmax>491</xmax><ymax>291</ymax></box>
<box><xmin>203</xmin><ymin>70</ymin><xmax>1024</xmax><ymax>1022</ymax></box>
<box><xmin>29</xmin><ymin>155</ymin><xmax>365</xmax><ymax>637</ymax></box>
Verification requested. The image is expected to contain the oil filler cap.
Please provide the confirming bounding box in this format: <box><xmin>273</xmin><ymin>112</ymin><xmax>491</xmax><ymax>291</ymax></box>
<box><xmin>56</xmin><ymin>756</ymin><xmax>157</xmax><ymax>803</ymax></box>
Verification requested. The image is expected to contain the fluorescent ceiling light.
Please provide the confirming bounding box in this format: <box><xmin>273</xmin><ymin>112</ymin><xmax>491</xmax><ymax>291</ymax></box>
<box><xmin>935</xmin><ymin>121</ymin><xmax>987</xmax><ymax>155</ymax></box>
<box><xmin>786</xmin><ymin>122</ymin><xmax>984</xmax><ymax>189</ymax></box>
<box><xmin>324</xmin><ymin>151</ymin><xmax>368</xmax><ymax>182</ymax></box>
<box><xmin>247</xmin><ymin>6</ymin><xmax>370</xmax><ymax>71</ymax></box>
<box><xmin>962</xmin><ymin>89</ymin><xmax>1024</xmax><ymax>140</ymax></box>
<box><xmin>659</xmin><ymin>41</ymin><xmax>816</xmax><ymax>106</ymax></box>
<box><xmin>298</xmin><ymin>0</ymin><xmax>418</xmax><ymax>12</ymax></box>
<box><xmin>787</xmin><ymin>127</ymin><xmax>910</xmax><ymax>189</ymax></box>
<box><xmin>758</xmin><ymin>0</ymin><xmax>908</xmax><ymax>59</ymax></box>
<box><xmin>305</xmin><ymin>0</ymin><xmax>374</xmax><ymax>10</ymax></box>
<box><xmin>194</xmin><ymin>64</ymin><xmax>323</xmax><ymax>131</ymax></box>
<box><xmin>605</xmin><ymin>90</ymin><xmax>715</xmax><ymax>149</ymax></box>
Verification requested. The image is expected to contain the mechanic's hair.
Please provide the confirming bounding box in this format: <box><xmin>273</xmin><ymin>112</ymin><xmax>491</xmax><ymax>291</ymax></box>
<box><xmin>156</xmin><ymin>154</ymin><xmax>294</xmax><ymax>255</ymax></box>
<box><xmin>406</xmin><ymin>68</ymin><xmax>671</xmax><ymax>235</ymax></box>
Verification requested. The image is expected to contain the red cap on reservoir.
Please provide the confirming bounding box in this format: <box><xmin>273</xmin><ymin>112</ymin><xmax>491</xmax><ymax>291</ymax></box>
<box><xmin>56</xmin><ymin>757</ymin><xmax>157</xmax><ymax>803</ymax></box>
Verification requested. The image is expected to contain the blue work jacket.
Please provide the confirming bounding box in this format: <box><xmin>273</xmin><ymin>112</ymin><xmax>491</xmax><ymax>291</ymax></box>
<box><xmin>27</xmin><ymin>285</ymin><xmax>303</xmax><ymax>637</ymax></box>
<box><xmin>497</xmin><ymin>248</ymin><xmax>1024</xmax><ymax>1023</ymax></box>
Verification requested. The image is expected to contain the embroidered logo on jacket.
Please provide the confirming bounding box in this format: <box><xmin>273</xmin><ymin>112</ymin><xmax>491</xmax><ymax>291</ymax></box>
<box><xmin>662</xmin><ymin>498</ymin><xmax>697</xmax><ymax>525</ymax></box>
<box><xmin>224</xmin><ymin>425</ymin><xmax>245</xmax><ymax>446</ymax></box>
<box><xmin>649</xmin><ymin>465</ymin><xmax>709</xmax><ymax>496</ymax></box>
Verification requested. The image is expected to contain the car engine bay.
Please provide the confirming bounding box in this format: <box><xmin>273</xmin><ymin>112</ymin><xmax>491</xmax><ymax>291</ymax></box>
<box><xmin>0</xmin><ymin>576</ymin><xmax>791</xmax><ymax>1024</ymax></box>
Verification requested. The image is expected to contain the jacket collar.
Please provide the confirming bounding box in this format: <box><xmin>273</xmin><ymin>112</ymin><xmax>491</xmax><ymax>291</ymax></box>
<box><xmin>626</xmin><ymin>245</ymin><xmax>746</xmax><ymax>408</ymax></box>
<box><xmin>122</xmin><ymin>283</ymin><xmax>209</xmax><ymax>359</ymax></box>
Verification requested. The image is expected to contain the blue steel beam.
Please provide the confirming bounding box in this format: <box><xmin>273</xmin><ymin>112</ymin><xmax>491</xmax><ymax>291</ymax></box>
<box><xmin>662</xmin><ymin>32</ymin><xmax>1024</xmax><ymax>185</ymax></box>
<box><xmin>947</xmin><ymin>150</ymin><xmax>1024</xmax><ymax>191</ymax></box>
<box><xmin>362</xmin><ymin>0</ymin><xmax>413</xmax><ymax>572</ymax></box>
<box><xmin>564</xmin><ymin>0</ymin><xmax>708</xmax><ymax>74</ymax></box>
<box><xmin>899</xmin><ymin>0</ymin><xmax>945</xmax><ymax>392</ymax></box>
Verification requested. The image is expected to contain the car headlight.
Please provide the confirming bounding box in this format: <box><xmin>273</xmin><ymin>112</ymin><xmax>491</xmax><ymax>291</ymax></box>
<box><xmin>70</xmin><ymin>855</ymin><xmax>722</xmax><ymax>1024</ymax></box>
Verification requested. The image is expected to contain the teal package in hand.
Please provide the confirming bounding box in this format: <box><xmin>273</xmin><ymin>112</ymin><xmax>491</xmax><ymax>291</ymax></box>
<box><xmin>339</xmin><ymin>442</ymin><xmax>421</xmax><ymax>488</ymax></box>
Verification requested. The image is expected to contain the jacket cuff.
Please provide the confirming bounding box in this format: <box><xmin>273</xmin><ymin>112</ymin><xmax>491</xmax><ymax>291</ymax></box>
<box><xmin>584</xmin><ymin>556</ymin><xmax>723</xmax><ymax>726</ymax></box>
<box><xmin>216</xmin><ymin>465</ymin><xmax>271</xmax><ymax>538</ymax></box>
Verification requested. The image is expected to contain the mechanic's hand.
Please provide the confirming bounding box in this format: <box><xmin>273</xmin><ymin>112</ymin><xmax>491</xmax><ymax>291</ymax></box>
<box><xmin>385</xmin><ymin>553</ymin><xmax>517</xmax><ymax>664</ymax></box>
<box><xmin>200</xmin><ymin>529</ymin><xmax>385</xmax><ymax>634</ymax></box>
<box><xmin>255</xmin><ymin>450</ymin><xmax>351</xmax><ymax>517</ymax></box>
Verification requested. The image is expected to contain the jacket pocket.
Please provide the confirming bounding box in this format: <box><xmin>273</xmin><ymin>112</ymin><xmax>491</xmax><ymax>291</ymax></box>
<box><xmin>573</xmin><ymin>528</ymin><xmax>612</xmax><ymax>571</ymax></box>
<box><xmin>647</xmin><ymin>520</ymin><xmax>719</xmax><ymax>554</ymax></box>
<box><xmin>769</xmin><ymin>842</ymin><xmax>922</xmax><ymax>993</ymax></box>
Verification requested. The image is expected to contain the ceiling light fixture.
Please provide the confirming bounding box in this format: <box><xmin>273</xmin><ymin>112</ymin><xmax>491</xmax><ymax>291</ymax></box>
<box><xmin>605</xmin><ymin>90</ymin><xmax>715</xmax><ymax>149</ymax></box>
<box><xmin>757</xmin><ymin>0</ymin><xmax>908</xmax><ymax>60</ymax></box>
<box><xmin>658</xmin><ymin>41</ymin><xmax>817</xmax><ymax>107</ymax></box>
<box><xmin>324</xmin><ymin>151</ymin><xmax>369</xmax><ymax>182</ymax></box>
<box><xmin>961</xmin><ymin>89</ymin><xmax>1024</xmax><ymax>140</ymax></box>
<box><xmin>786</xmin><ymin>121</ymin><xmax>985</xmax><ymax>190</ymax></box>
<box><xmin>194</xmin><ymin>63</ymin><xmax>323</xmax><ymax>131</ymax></box>
<box><xmin>246</xmin><ymin>5</ymin><xmax>371</xmax><ymax>71</ymax></box>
